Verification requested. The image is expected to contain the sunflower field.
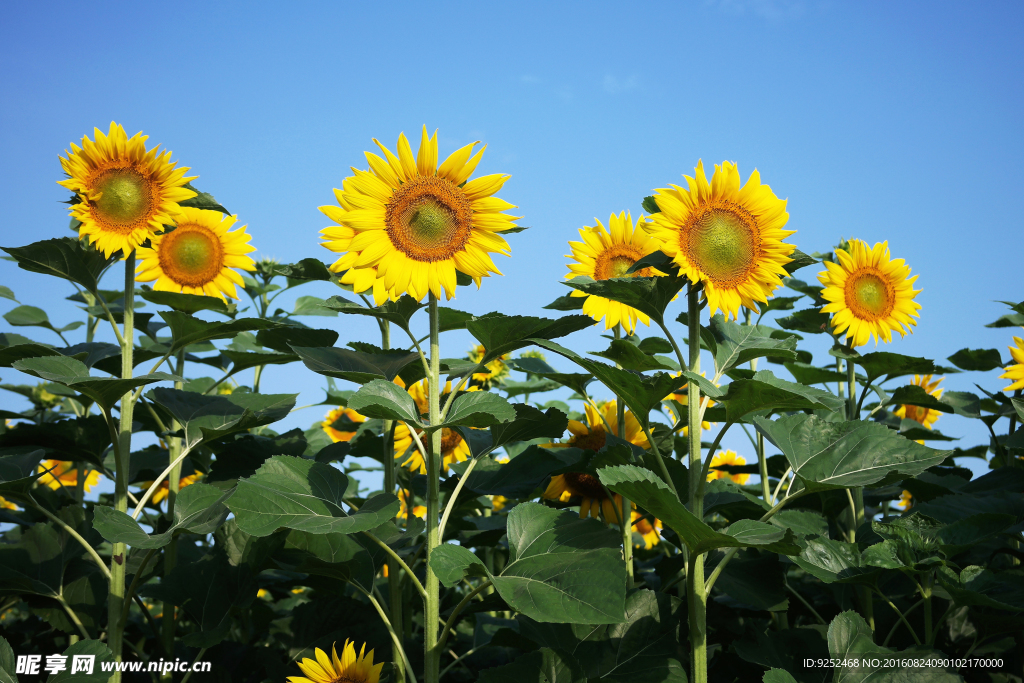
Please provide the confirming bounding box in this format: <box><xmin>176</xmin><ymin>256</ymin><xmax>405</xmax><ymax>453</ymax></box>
<box><xmin>0</xmin><ymin>121</ymin><xmax>1022</xmax><ymax>683</ymax></box>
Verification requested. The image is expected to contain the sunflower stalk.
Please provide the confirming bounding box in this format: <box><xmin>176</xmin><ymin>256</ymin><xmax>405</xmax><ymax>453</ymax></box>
<box><xmin>424</xmin><ymin>293</ymin><xmax>442</xmax><ymax>683</ymax></box>
<box><xmin>685</xmin><ymin>285</ymin><xmax>708</xmax><ymax>683</ymax></box>
<box><xmin>160</xmin><ymin>350</ymin><xmax>185</xmax><ymax>675</ymax></box>
<box><xmin>613</xmin><ymin>325</ymin><xmax>634</xmax><ymax>586</ymax></box>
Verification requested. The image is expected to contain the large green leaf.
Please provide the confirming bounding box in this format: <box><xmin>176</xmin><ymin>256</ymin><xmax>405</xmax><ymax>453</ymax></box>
<box><xmin>512</xmin><ymin>356</ymin><xmax>595</xmax><ymax>397</ymax></box>
<box><xmin>721</xmin><ymin>370</ymin><xmax>844</xmax><ymax>420</ymax></box>
<box><xmin>0</xmin><ymin>342</ymin><xmax>63</xmax><ymax>368</ymax></box>
<box><xmin>4</xmin><ymin>305</ymin><xmax>82</xmax><ymax>339</ymax></box>
<box><xmin>791</xmin><ymin>537</ymin><xmax>903</xmax><ymax>584</ymax></box>
<box><xmin>2</xmin><ymin>237</ymin><xmax>116</xmax><ymax>294</ymax></box>
<box><xmin>936</xmin><ymin>565</ymin><xmax>1024</xmax><ymax>611</ymax></box>
<box><xmin>827</xmin><ymin>611</ymin><xmax>963</xmax><ymax>682</ymax></box>
<box><xmin>447</xmin><ymin>446</ymin><xmax>581</xmax><ymax>498</ymax></box>
<box><xmin>562</xmin><ymin>275</ymin><xmax>685</xmax><ymax>326</ymax></box>
<box><xmin>346</xmin><ymin>379</ymin><xmax>421</xmax><ymax>422</ymax></box>
<box><xmin>140</xmin><ymin>288</ymin><xmax>234</xmax><ymax>315</ymax></box>
<box><xmin>256</xmin><ymin>327</ymin><xmax>339</xmax><ymax>353</ymax></box>
<box><xmin>467</xmin><ymin>313</ymin><xmax>595</xmax><ymax>364</ymax></box>
<box><xmin>281</xmin><ymin>530</ymin><xmax>381</xmax><ymax>592</ymax></box>
<box><xmin>947</xmin><ymin>348</ymin><xmax>1004</xmax><ymax>372</ymax></box>
<box><xmin>322</xmin><ymin>294</ymin><xmax>424</xmax><ymax>331</ymax></box>
<box><xmin>292</xmin><ymin>346</ymin><xmax>419</xmax><ymax>384</ymax></box>
<box><xmin>753</xmin><ymin>414</ymin><xmax>951</xmax><ymax>492</ymax></box>
<box><xmin>428</xmin><ymin>543</ymin><xmax>489</xmax><ymax>587</ymax></box>
<box><xmin>92</xmin><ymin>482</ymin><xmax>233</xmax><ymax>549</ymax></box>
<box><xmin>591</xmin><ymin>339</ymin><xmax>676</xmax><ymax>372</ymax></box>
<box><xmin>0</xmin><ymin>522</ymin><xmax>76</xmax><ymax>597</ymax></box>
<box><xmin>147</xmin><ymin>388</ymin><xmax>296</xmax><ymax>448</ymax></box>
<box><xmin>490</xmin><ymin>405</ymin><xmax>569</xmax><ymax>450</ymax></box>
<box><xmin>855</xmin><ymin>352</ymin><xmax>935</xmax><ymax>384</ymax></box>
<box><xmin>872</xmin><ymin>512</ymin><xmax>1015</xmax><ymax>559</ymax></box>
<box><xmin>478</xmin><ymin>648</ymin><xmax>585</xmax><ymax>683</ymax></box>
<box><xmin>710</xmin><ymin>316</ymin><xmax>798</xmax><ymax>372</ymax></box>
<box><xmin>158</xmin><ymin>311</ymin><xmax>282</xmax><ymax>353</ymax></box>
<box><xmin>598</xmin><ymin>465</ymin><xmax>799</xmax><ymax>555</ymax></box>
<box><xmin>12</xmin><ymin>356</ymin><xmax>178</xmax><ymax>411</ymax></box>
<box><xmin>435</xmin><ymin>391</ymin><xmax>516</xmax><ymax>430</ymax></box>
<box><xmin>0</xmin><ymin>416</ymin><xmax>110</xmax><ymax>468</ymax></box>
<box><xmin>226</xmin><ymin>455</ymin><xmax>399</xmax><ymax>537</ymax></box>
<box><xmin>47</xmin><ymin>639</ymin><xmax>115</xmax><ymax>683</ymax></box>
<box><xmin>0</xmin><ymin>449</ymin><xmax>44</xmax><ymax>497</ymax></box>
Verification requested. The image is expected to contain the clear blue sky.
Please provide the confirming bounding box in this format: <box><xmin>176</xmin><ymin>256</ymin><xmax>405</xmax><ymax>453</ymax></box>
<box><xmin>1</xmin><ymin>0</ymin><xmax>1021</xmax><ymax>485</ymax></box>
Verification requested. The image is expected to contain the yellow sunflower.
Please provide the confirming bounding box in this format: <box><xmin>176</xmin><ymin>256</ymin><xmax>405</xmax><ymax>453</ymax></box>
<box><xmin>135</xmin><ymin>207</ymin><xmax>256</xmax><ymax>301</ymax></box>
<box><xmin>58</xmin><ymin>122</ymin><xmax>197</xmax><ymax>258</ymax></box>
<box><xmin>321</xmin><ymin>407</ymin><xmax>368</xmax><ymax>443</ymax></box>
<box><xmin>139</xmin><ymin>470</ymin><xmax>203</xmax><ymax>505</ymax></box>
<box><xmin>547</xmin><ymin>400</ymin><xmax>651</xmax><ymax>452</ymax></box>
<box><xmin>288</xmin><ymin>640</ymin><xmax>383</xmax><ymax>683</ymax></box>
<box><xmin>817</xmin><ymin>239</ymin><xmax>922</xmax><ymax>347</ymax></box>
<box><xmin>393</xmin><ymin>378</ymin><xmax>475</xmax><ymax>474</ymax></box>
<box><xmin>1000</xmin><ymin>331</ymin><xmax>1024</xmax><ymax>392</ymax></box>
<box><xmin>642</xmin><ymin>161</ymin><xmax>796</xmax><ymax>320</ymax></box>
<box><xmin>468</xmin><ymin>344</ymin><xmax>510</xmax><ymax>385</ymax></box>
<box><xmin>320</xmin><ymin>126</ymin><xmax>520</xmax><ymax>301</ymax></box>
<box><xmin>566</xmin><ymin>211</ymin><xmax>663</xmax><ymax>333</ymax></box>
<box><xmin>897</xmin><ymin>490</ymin><xmax>913</xmax><ymax>510</ymax></box>
<box><xmin>664</xmin><ymin>372</ymin><xmax>715</xmax><ymax>435</ymax></box>
<box><xmin>37</xmin><ymin>460</ymin><xmax>100</xmax><ymax>492</ymax></box>
<box><xmin>893</xmin><ymin>375</ymin><xmax>944</xmax><ymax>430</ymax></box>
<box><xmin>397</xmin><ymin>489</ymin><xmax>426</xmax><ymax>520</ymax></box>
<box><xmin>632</xmin><ymin>510</ymin><xmax>662</xmax><ymax>549</ymax></box>
<box><xmin>492</xmin><ymin>495</ymin><xmax>509</xmax><ymax>512</ymax></box>
<box><xmin>544</xmin><ymin>472</ymin><xmax>628</xmax><ymax>523</ymax></box>
<box><xmin>707</xmin><ymin>450</ymin><xmax>749</xmax><ymax>484</ymax></box>
<box><xmin>0</xmin><ymin>496</ymin><xmax>17</xmax><ymax>511</ymax></box>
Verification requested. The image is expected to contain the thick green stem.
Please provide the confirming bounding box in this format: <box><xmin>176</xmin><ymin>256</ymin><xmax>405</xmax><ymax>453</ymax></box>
<box><xmin>424</xmin><ymin>294</ymin><xmax>442</xmax><ymax>683</ymax></box>
<box><xmin>685</xmin><ymin>286</ymin><xmax>707</xmax><ymax>683</ymax></box>
<box><xmin>846</xmin><ymin>357</ymin><xmax>873</xmax><ymax>628</ymax></box>
<box><xmin>108</xmin><ymin>252</ymin><xmax>136</xmax><ymax>681</ymax></box>
<box><xmin>613</xmin><ymin>326</ymin><xmax>633</xmax><ymax>587</ymax></box>
<box><xmin>161</xmin><ymin>350</ymin><xmax>185</xmax><ymax>678</ymax></box>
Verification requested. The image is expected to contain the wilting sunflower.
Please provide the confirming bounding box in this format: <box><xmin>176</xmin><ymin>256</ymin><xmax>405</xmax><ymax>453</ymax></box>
<box><xmin>643</xmin><ymin>161</ymin><xmax>795</xmax><ymax>320</ymax></box>
<box><xmin>1000</xmin><ymin>331</ymin><xmax>1024</xmax><ymax>392</ymax></box>
<box><xmin>321</xmin><ymin>407</ymin><xmax>368</xmax><ymax>443</ymax></box>
<box><xmin>58</xmin><ymin>122</ymin><xmax>197</xmax><ymax>258</ymax></box>
<box><xmin>320</xmin><ymin>126</ymin><xmax>520</xmax><ymax>301</ymax></box>
<box><xmin>397</xmin><ymin>489</ymin><xmax>426</xmax><ymax>520</ymax></box>
<box><xmin>664</xmin><ymin>372</ymin><xmax>715</xmax><ymax>435</ymax></box>
<box><xmin>135</xmin><ymin>207</ymin><xmax>256</xmax><ymax>301</ymax></box>
<box><xmin>393</xmin><ymin>378</ymin><xmax>475</xmax><ymax>474</ymax></box>
<box><xmin>707</xmin><ymin>450</ymin><xmax>749</xmax><ymax>484</ymax></box>
<box><xmin>566</xmin><ymin>211</ymin><xmax>663</xmax><ymax>333</ymax></box>
<box><xmin>139</xmin><ymin>470</ymin><xmax>203</xmax><ymax>505</ymax></box>
<box><xmin>288</xmin><ymin>640</ymin><xmax>383</xmax><ymax>683</ymax></box>
<box><xmin>468</xmin><ymin>344</ymin><xmax>510</xmax><ymax>385</ymax></box>
<box><xmin>37</xmin><ymin>460</ymin><xmax>100</xmax><ymax>493</ymax></box>
<box><xmin>893</xmin><ymin>375</ymin><xmax>944</xmax><ymax>431</ymax></box>
<box><xmin>632</xmin><ymin>510</ymin><xmax>663</xmax><ymax>549</ymax></box>
<box><xmin>817</xmin><ymin>239</ymin><xmax>921</xmax><ymax>347</ymax></box>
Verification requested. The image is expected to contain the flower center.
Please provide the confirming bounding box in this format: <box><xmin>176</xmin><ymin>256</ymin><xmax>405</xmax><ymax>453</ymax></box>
<box><xmin>563</xmin><ymin>472</ymin><xmax>608</xmax><ymax>498</ymax></box>
<box><xmin>440</xmin><ymin>428</ymin><xmax>463</xmax><ymax>454</ymax></box>
<box><xmin>635</xmin><ymin>517</ymin><xmax>654</xmax><ymax>535</ymax></box>
<box><xmin>158</xmin><ymin>224</ymin><xmax>224</xmax><ymax>287</ymax></box>
<box><xmin>683</xmin><ymin>203</ymin><xmax>759</xmax><ymax>287</ymax></box>
<box><xmin>92</xmin><ymin>168</ymin><xmax>153</xmax><ymax>230</ymax></box>
<box><xmin>386</xmin><ymin>176</ymin><xmax>473</xmax><ymax>262</ymax></box>
<box><xmin>902</xmin><ymin>404</ymin><xmax>928</xmax><ymax>424</ymax></box>
<box><xmin>593</xmin><ymin>245</ymin><xmax>650</xmax><ymax>280</ymax></box>
<box><xmin>845</xmin><ymin>270</ymin><xmax>894</xmax><ymax>320</ymax></box>
<box><xmin>569</xmin><ymin>428</ymin><xmax>607</xmax><ymax>453</ymax></box>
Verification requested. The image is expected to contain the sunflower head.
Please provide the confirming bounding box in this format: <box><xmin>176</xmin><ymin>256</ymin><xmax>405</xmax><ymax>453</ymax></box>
<box><xmin>631</xmin><ymin>510</ymin><xmax>663</xmax><ymax>549</ymax></box>
<box><xmin>37</xmin><ymin>460</ymin><xmax>100</xmax><ymax>493</ymax></box>
<box><xmin>893</xmin><ymin>375</ymin><xmax>944</xmax><ymax>430</ymax></box>
<box><xmin>58</xmin><ymin>122</ymin><xmax>197</xmax><ymax>258</ymax></box>
<box><xmin>288</xmin><ymin>640</ymin><xmax>383</xmax><ymax>683</ymax></box>
<box><xmin>542</xmin><ymin>472</ymin><xmax>629</xmax><ymax>523</ymax></box>
<box><xmin>707</xmin><ymin>450</ymin><xmax>749</xmax><ymax>484</ymax></box>
<box><xmin>566</xmin><ymin>211</ymin><xmax>662</xmax><ymax>333</ymax></box>
<box><xmin>999</xmin><ymin>331</ymin><xmax>1024</xmax><ymax>392</ymax></box>
<box><xmin>642</xmin><ymin>161</ymin><xmax>796</xmax><ymax>320</ymax></box>
<box><xmin>320</xmin><ymin>126</ymin><xmax>521</xmax><ymax>302</ymax></box>
<box><xmin>393</xmin><ymin>378</ymin><xmax>477</xmax><ymax>474</ymax></box>
<box><xmin>139</xmin><ymin>470</ymin><xmax>203</xmax><ymax>505</ymax></box>
<box><xmin>135</xmin><ymin>207</ymin><xmax>256</xmax><ymax>301</ymax></box>
<box><xmin>322</xmin><ymin>407</ymin><xmax>368</xmax><ymax>443</ymax></box>
<box><xmin>397</xmin><ymin>489</ymin><xmax>426</xmax><ymax>520</ymax></box>
<box><xmin>468</xmin><ymin>344</ymin><xmax>510</xmax><ymax>385</ymax></box>
<box><xmin>547</xmin><ymin>400</ymin><xmax>650</xmax><ymax>452</ymax></box>
<box><xmin>817</xmin><ymin>239</ymin><xmax>922</xmax><ymax>347</ymax></box>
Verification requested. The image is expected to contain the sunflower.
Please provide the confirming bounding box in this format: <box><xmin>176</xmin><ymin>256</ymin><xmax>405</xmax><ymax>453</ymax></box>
<box><xmin>0</xmin><ymin>496</ymin><xmax>17</xmax><ymax>511</ymax></box>
<box><xmin>547</xmin><ymin>400</ymin><xmax>651</xmax><ymax>452</ymax></box>
<box><xmin>492</xmin><ymin>495</ymin><xmax>509</xmax><ymax>512</ymax></box>
<box><xmin>37</xmin><ymin>460</ymin><xmax>100</xmax><ymax>493</ymax></box>
<box><xmin>135</xmin><ymin>207</ymin><xmax>256</xmax><ymax>301</ymax></box>
<box><xmin>632</xmin><ymin>510</ymin><xmax>662</xmax><ymax>549</ymax></box>
<box><xmin>1000</xmin><ymin>331</ymin><xmax>1024</xmax><ymax>392</ymax></box>
<box><xmin>566</xmin><ymin>211</ymin><xmax>663</xmax><ymax>333</ymax></box>
<box><xmin>321</xmin><ymin>407</ymin><xmax>368</xmax><ymax>443</ymax></box>
<box><xmin>139</xmin><ymin>470</ymin><xmax>203</xmax><ymax>505</ymax></box>
<box><xmin>897</xmin><ymin>490</ymin><xmax>913</xmax><ymax>510</ymax></box>
<box><xmin>664</xmin><ymin>372</ymin><xmax>715</xmax><ymax>435</ymax></box>
<box><xmin>707</xmin><ymin>450</ymin><xmax>749</xmax><ymax>484</ymax></box>
<box><xmin>893</xmin><ymin>375</ymin><xmax>944</xmax><ymax>431</ymax></box>
<box><xmin>320</xmin><ymin>126</ymin><xmax>520</xmax><ymax>302</ymax></box>
<box><xmin>397</xmin><ymin>489</ymin><xmax>426</xmax><ymax>520</ymax></box>
<box><xmin>643</xmin><ymin>161</ymin><xmax>795</xmax><ymax>320</ymax></box>
<box><xmin>468</xmin><ymin>344</ymin><xmax>510</xmax><ymax>385</ymax></box>
<box><xmin>817</xmin><ymin>239</ymin><xmax>921</xmax><ymax>347</ymax></box>
<box><xmin>393</xmin><ymin>378</ymin><xmax>475</xmax><ymax>474</ymax></box>
<box><xmin>58</xmin><ymin>122</ymin><xmax>197</xmax><ymax>258</ymax></box>
<box><xmin>288</xmin><ymin>640</ymin><xmax>383</xmax><ymax>683</ymax></box>
<box><xmin>544</xmin><ymin>472</ymin><xmax>627</xmax><ymax>523</ymax></box>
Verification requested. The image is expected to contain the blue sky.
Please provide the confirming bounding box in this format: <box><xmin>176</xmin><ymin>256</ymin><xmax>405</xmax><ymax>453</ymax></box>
<box><xmin>1</xmin><ymin>0</ymin><xmax>1022</xmax><ymax>489</ymax></box>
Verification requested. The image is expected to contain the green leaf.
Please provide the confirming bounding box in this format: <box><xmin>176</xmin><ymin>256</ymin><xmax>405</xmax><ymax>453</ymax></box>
<box><xmin>179</xmin><ymin>181</ymin><xmax>229</xmax><ymax>213</ymax></box>
<box><xmin>591</xmin><ymin>339</ymin><xmax>676</xmax><ymax>371</ymax></box>
<box><xmin>827</xmin><ymin>611</ymin><xmax>963</xmax><ymax>682</ymax></box>
<box><xmin>562</xmin><ymin>275</ymin><xmax>685</xmax><ymax>326</ymax></box>
<box><xmin>511</xmin><ymin>356</ymin><xmax>595</xmax><ymax>397</ymax></box>
<box><xmin>271</xmin><ymin>257</ymin><xmax>333</xmax><ymax>282</ymax></box>
<box><xmin>856</xmin><ymin>352</ymin><xmax>935</xmax><ymax>384</ymax></box>
<box><xmin>254</xmin><ymin>327</ymin><xmax>338</xmax><ymax>353</ymax></box>
<box><xmin>139</xmin><ymin>288</ymin><xmax>234</xmax><ymax>315</ymax></box>
<box><xmin>467</xmin><ymin>313</ymin><xmax>595</xmax><ymax>364</ymax></box>
<box><xmin>783</xmin><ymin>362</ymin><xmax>845</xmax><ymax>385</ymax></box>
<box><xmin>783</xmin><ymin>249</ymin><xmax>818</xmax><ymax>275</ymax></box>
<box><xmin>0</xmin><ymin>286</ymin><xmax>17</xmax><ymax>303</ymax></box>
<box><xmin>887</xmin><ymin>385</ymin><xmax>954</xmax><ymax>414</ymax></box>
<box><xmin>722</xmin><ymin>370</ymin><xmax>845</xmax><ymax>420</ymax></box>
<box><xmin>947</xmin><ymin>348</ymin><xmax>1004</xmax><ymax>372</ymax></box>
<box><xmin>710</xmin><ymin>316</ymin><xmax>798</xmax><ymax>372</ymax></box>
<box><xmin>12</xmin><ymin>356</ymin><xmax>178</xmax><ymax>411</ymax></box>
<box><xmin>4</xmin><ymin>305</ymin><xmax>82</xmax><ymax>338</ymax></box>
<box><xmin>158</xmin><ymin>311</ymin><xmax>282</xmax><ymax>353</ymax></box>
<box><xmin>763</xmin><ymin>670</ymin><xmax>799</xmax><ymax>683</ymax></box>
<box><xmin>937</xmin><ymin>565</ymin><xmax>1024</xmax><ymax>611</ymax></box>
<box><xmin>791</xmin><ymin>537</ymin><xmax>899</xmax><ymax>584</ymax></box>
<box><xmin>2</xmin><ymin>237</ymin><xmax>116</xmax><ymax>294</ymax></box>
<box><xmin>428</xmin><ymin>544</ymin><xmax>488</xmax><ymax>587</ymax></box>
<box><xmin>490</xmin><ymin>405</ymin><xmax>569</xmax><ymax>450</ymax></box>
<box><xmin>0</xmin><ymin>342</ymin><xmax>64</xmax><ymax>368</ymax></box>
<box><xmin>291</xmin><ymin>295</ymin><xmax>337</xmax><ymax>317</ymax></box>
<box><xmin>0</xmin><ymin>522</ymin><xmax>72</xmax><ymax>597</ymax></box>
<box><xmin>47</xmin><ymin>639</ymin><xmax>115</xmax><ymax>683</ymax></box>
<box><xmin>872</xmin><ymin>512</ymin><xmax>1015</xmax><ymax>558</ymax></box>
<box><xmin>292</xmin><ymin>346</ymin><xmax>419</xmax><ymax>384</ymax></box>
<box><xmin>641</xmin><ymin>196</ymin><xmax>661</xmax><ymax>214</ymax></box>
<box><xmin>147</xmin><ymin>388</ymin><xmax>296</xmax><ymax>448</ymax></box>
<box><xmin>436</xmin><ymin>391</ymin><xmax>516</xmax><ymax>430</ymax></box>
<box><xmin>986</xmin><ymin>312</ymin><xmax>1024</xmax><ymax>328</ymax></box>
<box><xmin>451</xmin><ymin>446</ymin><xmax>581</xmax><ymax>498</ymax></box>
<box><xmin>776</xmin><ymin>308</ymin><xmax>830</xmax><ymax>335</ymax></box>
<box><xmin>282</xmin><ymin>530</ymin><xmax>380</xmax><ymax>592</ymax></box>
<box><xmin>478</xmin><ymin>648</ymin><xmax>586</xmax><ymax>683</ymax></box>
<box><xmin>754</xmin><ymin>414</ymin><xmax>951</xmax><ymax>492</ymax></box>
<box><xmin>226</xmin><ymin>455</ymin><xmax>399</xmax><ymax>536</ymax></box>
<box><xmin>715</xmin><ymin>549</ymin><xmax>788</xmax><ymax>611</ymax></box>
<box><xmin>491</xmin><ymin>502</ymin><xmax>627</xmax><ymax>624</ymax></box>
<box><xmin>92</xmin><ymin>482</ymin><xmax>232</xmax><ymax>549</ymax></box>
<box><xmin>598</xmin><ymin>465</ymin><xmax>799</xmax><ymax>555</ymax></box>
<box><xmin>439</xmin><ymin>306</ymin><xmax>474</xmax><ymax>332</ymax></box>
<box><xmin>347</xmin><ymin>379</ymin><xmax>421</xmax><ymax>422</ymax></box>
<box><xmin>322</xmin><ymin>294</ymin><xmax>424</xmax><ymax>330</ymax></box>
<box><xmin>543</xmin><ymin>293</ymin><xmax>586</xmax><ymax>311</ymax></box>
<box><xmin>755</xmin><ymin>296</ymin><xmax>802</xmax><ymax>316</ymax></box>
<box><xmin>0</xmin><ymin>636</ymin><xmax>15</xmax><ymax>683</ymax></box>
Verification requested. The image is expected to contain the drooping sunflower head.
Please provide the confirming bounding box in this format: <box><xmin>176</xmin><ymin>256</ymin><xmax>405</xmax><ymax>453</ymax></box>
<box><xmin>288</xmin><ymin>640</ymin><xmax>383</xmax><ymax>683</ymax></box>
<box><xmin>468</xmin><ymin>344</ymin><xmax>510</xmax><ymax>385</ymax></box>
<box><xmin>37</xmin><ymin>460</ymin><xmax>100</xmax><ymax>493</ymax></box>
<box><xmin>893</xmin><ymin>375</ymin><xmax>944</xmax><ymax>430</ymax></box>
<box><xmin>631</xmin><ymin>510</ymin><xmax>663</xmax><ymax>549</ymax></box>
<box><xmin>566</xmin><ymin>211</ymin><xmax>663</xmax><ymax>333</ymax></box>
<box><xmin>542</xmin><ymin>472</ymin><xmax>629</xmax><ymax>523</ymax></box>
<box><xmin>817</xmin><ymin>239</ymin><xmax>922</xmax><ymax>348</ymax></box>
<box><xmin>135</xmin><ymin>207</ymin><xmax>256</xmax><ymax>301</ymax></box>
<box><xmin>642</xmin><ymin>161</ymin><xmax>796</xmax><ymax>320</ymax></box>
<box><xmin>321</xmin><ymin>407</ymin><xmax>368</xmax><ymax>443</ymax></box>
<box><xmin>707</xmin><ymin>450</ymin><xmax>749</xmax><ymax>484</ymax></box>
<box><xmin>393</xmin><ymin>378</ymin><xmax>477</xmax><ymax>474</ymax></box>
<box><xmin>1000</xmin><ymin>331</ymin><xmax>1024</xmax><ymax>392</ymax></box>
<box><xmin>320</xmin><ymin>126</ymin><xmax>521</xmax><ymax>302</ymax></box>
<box><xmin>58</xmin><ymin>122</ymin><xmax>197</xmax><ymax>258</ymax></box>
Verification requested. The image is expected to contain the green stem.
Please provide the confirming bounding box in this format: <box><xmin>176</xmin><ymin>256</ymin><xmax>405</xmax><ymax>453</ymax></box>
<box><xmin>873</xmin><ymin>587</ymin><xmax>922</xmax><ymax>646</ymax></box>
<box><xmin>758</xmin><ymin>432</ymin><xmax>771</xmax><ymax>502</ymax></box>
<box><xmin>784</xmin><ymin>579</ymin><xmax>827</xmax><ymax>625</ymax></box>
<box><xmin>846</xmin><ymin>357</ymin><xmax>873</xmax><ymax>629</ymax></box>
<box><xmin>379</xmin><ymin>316</ymin><xmax>405</xmax><ymax>683</ymax></box>
<box><xmin>881</xmin><ymin>598</ymin><xmax>922</xmax><ymax>647</ymax></box>
<box><xmin>436</xmin><ymin>581</ymin><xmax>492</xmax><ymax>653</ymax></box>
<box><xmin>25</xmin><ymin>499</ymin><xmax>110</xmax><ymax>581</ymax></box>
<box><xmin>161</xmin><ymin>350</ymin><xmax>185</xmax><ymax>679</ymax></box>
<box><xmin>178</xmin><ymin>648</ymin><xmax>207</xmax><ymax>683</ymax></box>
<box><xmin>439</xmin><ymin>457</ymin><xmax>479</xmax><ymax>539</ymax></box>
<box><xmin>697</xmin><ymin>423</ymin><xmax>732</xmax><ymax>500</ymax></box>
<box><xmin>685</xmin><ymin>285</ymin><xmax>707</xmax><ymax>683</ymax></box>
<box><xmin>439</xmin><ymin>647</ymin><xmax>478</xmax><ymax>680</ymax></box>
<box><xmin>424</xmin><ymin>293</ymin><xmax>442</xmax><ymax>683</ymax></box>
<box><xmin>119</xmin><ymin>548</ymin><xmax>157</xmax><ymax>629</ymax></box>
<box><xmin>357</xmin><ymin>586</ymin><xmax>418</xmax><ymax>683</ymax></box>
<box><xmin>56</xmin><ymin>594</ymin><xmax>90</xmax><ymax>639</ymax></box>
<box><xmin>363</xmin><ymin>531</ymin><xmax>426</xmax><ymax>599</ymax></box>
<box><xmin>613</xmin><ymin>325</ymin><xmax>633</xmax><ymax>587</ymax></box>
